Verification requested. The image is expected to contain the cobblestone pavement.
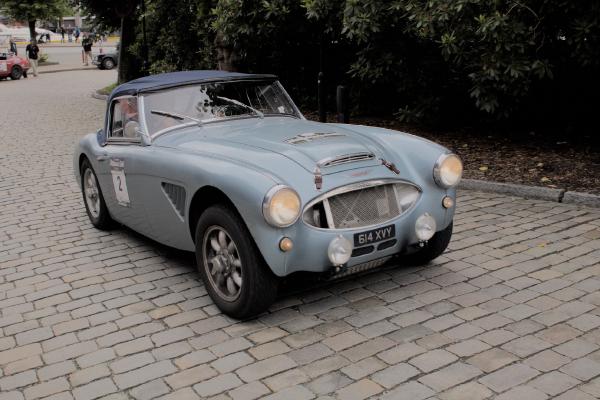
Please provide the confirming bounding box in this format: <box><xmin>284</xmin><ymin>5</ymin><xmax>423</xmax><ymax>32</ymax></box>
<box><xmin>2</xmin><ymin>71</ymin><xmax>600</xmax><ymax>400</ymax></box>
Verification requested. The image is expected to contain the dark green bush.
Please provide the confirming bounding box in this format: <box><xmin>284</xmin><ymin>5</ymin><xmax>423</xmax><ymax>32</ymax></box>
<box><xmin>82</xmin><ymin>0</ymin><xmax>600</xmax><ymax>132</ymax></box>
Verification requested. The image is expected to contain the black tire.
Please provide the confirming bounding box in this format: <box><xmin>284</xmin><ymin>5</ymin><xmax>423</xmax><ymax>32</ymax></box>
<box><xmin>10</xmin><ymin>65</ymin><xmax>22</xmax><ymax>80</ymax></box>
<box><xmin>195</xmin><ymin>205</ymin><xmax>279</xmax><ymax>319</ymax></box>
<box><xmin>404</xmin><ymin>221</ymin><xmax>453</xmax><ymax>265</ymax></box>
<box><xmin>80</xmin><ymin>159</ymin><xmax>114</xmax><ymax>230</ymax></box>
<box><xmin>101</xmin><ymin>58</ymin><xmax>115</xmax><ymax>70</ymax></box>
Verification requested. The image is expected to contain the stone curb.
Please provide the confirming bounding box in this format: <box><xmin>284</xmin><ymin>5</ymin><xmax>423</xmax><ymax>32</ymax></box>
<box><xmin>562</xmin><ymin>191</ymin><xmax>600</xmax><ymax>208</ymax></box>
<box><xmin>460</xmin><ymin>178</ymin><xmax>600</xmax><ymax>208</ymax></box>
<box><xmin>91</xmin><ymin>90</ymin><xmax>108</xmax><ymax>101</ymax></box>
<box><xmin>39</xmin><ymin>67</ymin><xmax>95</xmax><ymax>75</ymax></box>
<box><xmin>459</xmin><ymin>179</ymin><xmax>565</xmax><ymax>202</ymax></box>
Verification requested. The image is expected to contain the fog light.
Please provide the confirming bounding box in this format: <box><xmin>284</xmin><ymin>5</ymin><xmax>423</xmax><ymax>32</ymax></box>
<box><xmin>415</xmin><ymin>213</ymin><xmax>436</xmax><ymax>241</ymax></box>
<box><xmin>328</xmin><ymin>235</ymin><xmax>352</xmax><ymax>266</ymax></box>
<box><xmin>279</xmin><ymin>237</ymin><xmax>293</xmax><ymax>252</ymax></box>
<box><xmin>442</xmin><ymin>196</ymin><xmax>454</xmax><ymax>209</ymax></box>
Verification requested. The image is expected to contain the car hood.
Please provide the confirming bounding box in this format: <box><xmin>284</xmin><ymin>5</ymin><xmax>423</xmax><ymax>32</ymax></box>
<box><xmin>197</xmin><ymin>117</ymin><xmax>392</xmax><ymax>175</ymax></box>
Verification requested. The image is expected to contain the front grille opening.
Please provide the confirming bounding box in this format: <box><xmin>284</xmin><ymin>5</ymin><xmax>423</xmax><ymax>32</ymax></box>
<box><xmin>303</xmin><ymin>182</ymin><xmax>420</xmax><ymax>230</ymax></box>
<box><xmin>302</xmin><ymin>201</ymin><xmax>328</xmax><ymax>228</ymax></box>
<box><xmin>329</xmin><ymin>184</ymin><xmax>399</xmax><ymax>229</ymax></box>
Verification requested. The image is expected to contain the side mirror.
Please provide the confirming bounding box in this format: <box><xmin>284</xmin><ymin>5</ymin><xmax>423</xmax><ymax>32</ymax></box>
<box><xmin>123</xmin><ymin>121</ymin><xmax>142</xmax><ymax>139</ymax></box>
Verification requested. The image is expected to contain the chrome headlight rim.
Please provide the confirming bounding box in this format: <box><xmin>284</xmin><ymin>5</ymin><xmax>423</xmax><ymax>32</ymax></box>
<box><xmin>262</xmin><ymin>184</ymin><xmax>301</xmax><ymax>228</ymax></box>
<box><xmin>433</xmin><ymin>153</ymin><xmax>463</xmax><ymax>188</ymax></box>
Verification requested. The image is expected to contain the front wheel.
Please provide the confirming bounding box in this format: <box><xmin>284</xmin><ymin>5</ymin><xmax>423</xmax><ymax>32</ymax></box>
<box><xmin>195</xmin><ymin>205</ymin><xmax>279</xmax><ymax>319</ymax></box>
<box><xmin>404</xmin><ymin>221</ymin><xmax>453</xmax><ymax>265</ymax></box>
<box><xmin>81</xmin><ymin>159</ymin><xmax>114</xmax><ymax>230</ymax></box>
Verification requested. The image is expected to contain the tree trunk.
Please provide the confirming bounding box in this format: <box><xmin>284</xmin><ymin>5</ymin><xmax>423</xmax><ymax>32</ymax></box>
<box><xmin>28</xmin><ymin>20</ymin><xmax>37</xmax><ymax>44</ymax></box>
<box><xmin>118</xmin><ymin>14</ymin><xmax>141</xmax><ymax>84</ymax></box>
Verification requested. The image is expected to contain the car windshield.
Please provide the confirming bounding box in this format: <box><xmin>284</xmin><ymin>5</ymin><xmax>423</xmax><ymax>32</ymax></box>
<box><xmin>143</xmin><ymin>79</ymin><xmax>301</xmax><ymax>136</ymax></box>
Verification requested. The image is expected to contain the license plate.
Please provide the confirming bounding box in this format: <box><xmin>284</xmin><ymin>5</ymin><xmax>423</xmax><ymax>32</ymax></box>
<box><xmin>354</xmin><ymin>224</ymin><xmax>395</xmax><ymax>247</ymax></box>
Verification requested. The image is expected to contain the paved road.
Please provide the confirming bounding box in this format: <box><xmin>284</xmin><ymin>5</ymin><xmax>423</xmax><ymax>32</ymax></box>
<box><xmin>1</xmin><ymin>70</ymin><xmax>600</xmax><ymax>400</ymax></box>
<box><xmin>13</xmin><ymin>45</ymin><xmax>117</xmax><ymax>73</ymax></box>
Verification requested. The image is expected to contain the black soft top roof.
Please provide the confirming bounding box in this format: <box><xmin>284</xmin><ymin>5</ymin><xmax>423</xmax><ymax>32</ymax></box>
<box><xmin>108</xmin><ymin>70</ymin><xmax>277</xmax><ymax>102</ymax></box>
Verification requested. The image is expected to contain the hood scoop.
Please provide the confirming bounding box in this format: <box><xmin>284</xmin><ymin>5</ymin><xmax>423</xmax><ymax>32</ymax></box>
<box><xmin>318</xmin><ymin>152</ymin><xmax>375</xmax><ymax>168</ymax></box>
<box><xmin>313</xmin><ymin>152</ymin><xmax>377</xmax><ymax>190</ymax></box>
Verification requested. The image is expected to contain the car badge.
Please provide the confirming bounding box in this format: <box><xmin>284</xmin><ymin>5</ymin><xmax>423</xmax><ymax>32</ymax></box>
<box><xmin>350</xmin><ymin>170</ymin><xmax>370</xmax><ymax>177</ymax></box>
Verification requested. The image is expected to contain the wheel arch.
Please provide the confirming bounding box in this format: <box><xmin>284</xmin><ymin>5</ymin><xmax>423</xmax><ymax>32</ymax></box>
<box><xmin>78</xmin><ymin>153</ymin><xmax>90</xmax><ymax>172</ymax></box>
<box><xmin>188</xmin><ymin>185</ymin><xmax>239</xmax><ymax>244</ymax></box>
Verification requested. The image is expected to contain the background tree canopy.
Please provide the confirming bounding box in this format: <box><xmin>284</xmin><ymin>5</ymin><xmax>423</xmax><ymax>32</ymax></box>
<box><xmin>0</xmin><ymin>0</ymin><xmax>70</xmax><ymax>43</ymax></box>
<box><xmin>82</xmin><ymin>0</ymin><xmax>600</xmax><ymax>132</ymax></box>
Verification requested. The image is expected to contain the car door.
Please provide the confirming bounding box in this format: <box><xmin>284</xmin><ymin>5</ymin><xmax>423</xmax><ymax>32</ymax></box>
<box><xmin>96</xmin><ymin>96</ymin><xmax>153</xmax><ymax>234</ymax></box>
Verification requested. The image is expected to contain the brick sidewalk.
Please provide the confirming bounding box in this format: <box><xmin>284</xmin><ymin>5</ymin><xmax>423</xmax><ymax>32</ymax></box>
<box><xmin>1</xmin><ymin>70</ymin><xmax>600</xmax><ymax>400</ymax></box>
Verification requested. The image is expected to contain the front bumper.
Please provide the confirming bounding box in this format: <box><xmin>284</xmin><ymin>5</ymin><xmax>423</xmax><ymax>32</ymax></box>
<box><xmin>278</xmin><ymin>187</ymin><xmax>455</xmax><ymax>275</ymax></box>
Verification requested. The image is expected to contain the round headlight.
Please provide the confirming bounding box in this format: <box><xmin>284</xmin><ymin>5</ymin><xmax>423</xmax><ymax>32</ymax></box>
<box><xmin>434</xmin><ymin>153</ymin><xmax>463</xmax><ymax>188</ymax></box>
<box><xmin>263</xmin><ymin>185</ymin><xmax>301</xmax><ymax>227</ymax></box>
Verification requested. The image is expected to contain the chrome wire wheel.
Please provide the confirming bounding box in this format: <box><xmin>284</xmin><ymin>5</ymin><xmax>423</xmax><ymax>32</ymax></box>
<box><xmin>83</xmin><ymin>168</ymin><xmax>100</xmax><ymax>219</ymax></box>
<box><xmin>202</xmin><ymin>225</ymin><xmax>243</xmax><ymax>302</ymax></box>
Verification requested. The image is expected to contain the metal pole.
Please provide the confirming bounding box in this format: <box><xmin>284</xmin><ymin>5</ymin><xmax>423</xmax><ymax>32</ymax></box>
<box><xmin>336</xmin><ymin>85</ymin><xmax>349</xmax><ymax>123</ymax></box>
<box><xmin>141</xmin><ymin>0</ymin><xmax>149</xmax><ymax>74</ymax></box>
<box><xmin>317</xmin><ymin>33</ymin><xmax>326</xmax><ymax>122</ymax></box>
<box><xmin>318</xmin><ymin>72</ymin><xmax>326</xmax><ymax>122</ymax></box>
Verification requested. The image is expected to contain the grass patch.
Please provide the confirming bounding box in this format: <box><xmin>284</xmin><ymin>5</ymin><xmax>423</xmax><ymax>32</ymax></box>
<box><xmin>98</xmin><ymin>82</ymin><xmax>118</xmax><ymax>96</ymax></box>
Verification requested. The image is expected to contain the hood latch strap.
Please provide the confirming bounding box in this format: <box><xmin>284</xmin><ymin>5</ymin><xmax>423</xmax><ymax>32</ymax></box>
<box><xmin>314</xmin><ymin>167</ymin><xmax>323</xmax><ymax>190</ymax></box>
<box><xmin>381</xmin><ymin>158</ymin><xmax>400</xmax><ymax>175</ymax></box>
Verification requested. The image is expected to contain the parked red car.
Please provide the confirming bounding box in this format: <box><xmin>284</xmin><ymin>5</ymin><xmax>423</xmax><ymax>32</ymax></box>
<box><xmin>0</xmin><ymin>52</ymin><xmax>30</xmax><ymax>80</ymax></box>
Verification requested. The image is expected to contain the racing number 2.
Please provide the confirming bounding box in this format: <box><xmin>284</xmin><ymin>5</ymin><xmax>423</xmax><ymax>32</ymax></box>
<box><xmin>110</xmin><ymin>158</ymin><xmax>130</xmax><ymax>206</ymax></box>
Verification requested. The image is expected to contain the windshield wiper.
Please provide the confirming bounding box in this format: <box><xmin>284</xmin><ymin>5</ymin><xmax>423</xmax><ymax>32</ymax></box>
<box><xmin>151</xmin><ymin>109</ymin><xmax>203</xmax><ymax>126</ymax></box>
<box><xmin>216</xmin><ymin>96</ymin><xmax>264</xmax><ymax>119</ymax></box>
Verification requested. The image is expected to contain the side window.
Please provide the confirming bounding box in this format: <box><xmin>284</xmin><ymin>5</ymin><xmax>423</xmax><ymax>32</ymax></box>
<box><xmin>109</xmin><ymin>97</ymin><xmax>140</xmax><ymax>140</ymax></box>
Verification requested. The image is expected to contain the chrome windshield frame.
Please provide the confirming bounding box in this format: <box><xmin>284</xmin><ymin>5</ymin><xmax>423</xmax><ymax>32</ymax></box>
<box><xmin>143</xmin><ymin>79</ymin><xmax>304</xmax><ymax>141</ymax></box>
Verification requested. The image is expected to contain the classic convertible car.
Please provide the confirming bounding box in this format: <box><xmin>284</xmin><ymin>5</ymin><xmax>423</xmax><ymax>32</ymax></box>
<box><xmin>0</xmin><ymin>52</ymin><xmax>30</xmax><ymax>80</ymax></box>
<box><xmin>74</xmin><ymin>70</ymin><xmax>462</xmax><ymax>318</ymax></box>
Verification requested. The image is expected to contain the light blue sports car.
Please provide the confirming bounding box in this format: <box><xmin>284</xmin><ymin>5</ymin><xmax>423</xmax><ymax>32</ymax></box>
<box><xmin>74</xmin><ymin>70</ymin><xmax>463</xmax><ymax>318</ymax></box>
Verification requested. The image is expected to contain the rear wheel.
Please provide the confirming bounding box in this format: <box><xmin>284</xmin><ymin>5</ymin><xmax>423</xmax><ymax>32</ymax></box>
<box><xmin>404</xmin><ymin>221</ymin><xmax>453</xmax><ymax>265</ymax></box>
<box><xmin>195</xmin><ymin>205</ymin><xmax>279</xmax><ymax>319</ymax></box>
<box><xmin>81</xmin><ymin>159</ymin><xmax>114</xmax><ymax>230</ymax></box>
<box><xmin>10</xmin><ymin>65</ymin><xmax>22</xmax><ymax>80</ymax></box>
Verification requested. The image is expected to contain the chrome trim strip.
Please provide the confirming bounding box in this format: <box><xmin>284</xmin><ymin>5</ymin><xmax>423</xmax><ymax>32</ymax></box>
<box><xmin>152</xmin><ymin>122</ymin><xmax>197</xmax><ymax>141</ymax></box>
<box><xmin>322</xmin><ymin>199</ymin><xmax>335</xmax><ymax>229</ymax></box>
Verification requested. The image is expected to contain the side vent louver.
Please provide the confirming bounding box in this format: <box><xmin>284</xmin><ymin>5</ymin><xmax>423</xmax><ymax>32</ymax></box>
<box><xmin>161</xmin><ymin>182</ymin><xmax>186</xmax><ymax>218</ymax></box>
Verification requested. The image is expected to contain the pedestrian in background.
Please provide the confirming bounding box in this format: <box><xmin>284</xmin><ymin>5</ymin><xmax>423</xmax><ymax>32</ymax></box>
<box><xmin>82</xmin><ymin>34</ymin><xmax>93</xmax><ymax>66</ymax></box>
<box><xmin>61</xmin><ymin>27</ymin><xmax>65</xmax><ymax>43</ymax></box>
<box><xmin>25</xmin><ymin>40</ymin><xmax>40</xmax><ymax>77</ymax></box>
<box><xmin>74</xmin><ymin>27</ymin><xmax>80</xmax><ymax>43</ymax></box>
<box><xmin>9</xmin><ymin>38</ymin><xmax>17</xmax><ymax>55</ymax></box>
